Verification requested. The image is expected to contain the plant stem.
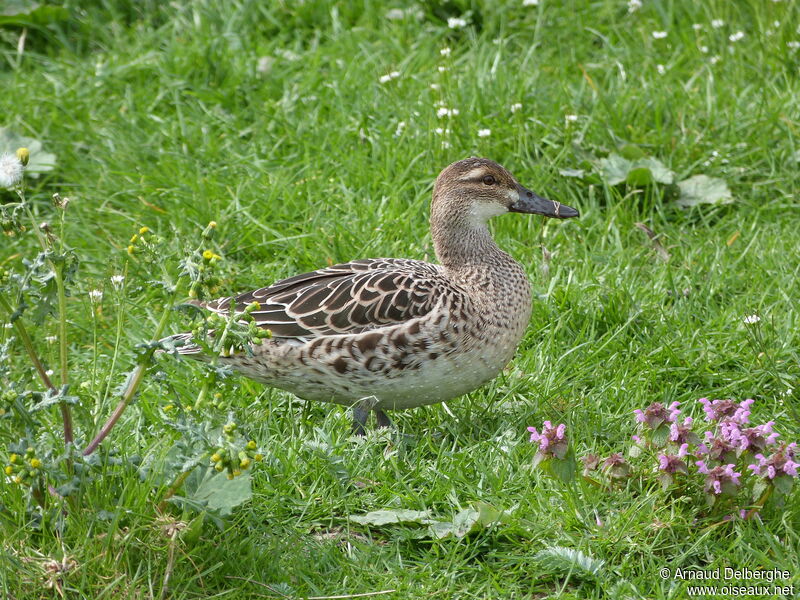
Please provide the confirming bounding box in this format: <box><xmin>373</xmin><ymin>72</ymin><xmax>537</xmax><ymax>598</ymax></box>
<box><xmin>192</xmin><ymin>311</ymin><xmax>234</xmax><ymax>410</ymax></box>
<box><xmin>0</xmin><ymin>295</ymin><xmax>55</xmax><ymax>391</ymax></box>
<box><xmin>157</xmin><ymin>464</ymin><xmax>199</xmax><ymax>512</ymax></box>
<box><xmin>82</xmin><ymin>279</ymin><xmax>183</xmax><ymax>456</ymax></box>
<box><xmin>53</xmin><ymin>263</ymin><xmax>74</xmax><ymax>445</ymax></box>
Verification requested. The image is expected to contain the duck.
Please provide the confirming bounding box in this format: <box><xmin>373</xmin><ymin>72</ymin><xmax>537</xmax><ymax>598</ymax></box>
<box><xmin>165</xmin><ymin>158</ymin><xmax>579</xmax><ymax>433</ymax></box>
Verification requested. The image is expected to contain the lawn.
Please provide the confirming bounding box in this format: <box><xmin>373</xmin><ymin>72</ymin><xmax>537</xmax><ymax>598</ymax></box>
<box><xmin>1</xmin><ymin>0</ymin><xmax>799</xmax><ymax>598</ymax></box>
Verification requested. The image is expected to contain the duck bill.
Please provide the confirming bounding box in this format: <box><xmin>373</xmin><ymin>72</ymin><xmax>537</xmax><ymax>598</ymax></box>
<box><xmin>510</xmin><ymin>185</ymin><xmax>579</xmax><ymax>219</ymax></box>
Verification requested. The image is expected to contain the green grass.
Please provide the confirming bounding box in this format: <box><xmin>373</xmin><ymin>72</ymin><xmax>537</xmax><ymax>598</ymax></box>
<box><xmin>1</xmin><ymin>0</ymin><xmax>799</xmax><ymax>597</ymax></box>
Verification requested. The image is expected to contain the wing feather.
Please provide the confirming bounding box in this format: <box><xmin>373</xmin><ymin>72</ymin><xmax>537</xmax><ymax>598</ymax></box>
<box><xmin>198</xmin><ymin>259</ymin><xmax>458</xmax><ymax>340</ymax></box>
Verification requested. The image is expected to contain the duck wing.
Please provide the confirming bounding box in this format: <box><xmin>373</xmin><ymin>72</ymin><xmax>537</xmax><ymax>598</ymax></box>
<box><xmin>198</xmin><ymin>258</ymin><xmax>457</xmax><ymax>340</ymax></box>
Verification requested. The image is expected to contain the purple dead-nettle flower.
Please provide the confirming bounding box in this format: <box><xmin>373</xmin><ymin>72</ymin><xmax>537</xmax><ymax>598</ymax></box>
<box><xmin>721</xmin><ymin>420</ymin><xmax>780</xmax><ymax>452</ymax></box>
<box><xmin>699</xmin><ymin>397</ymin><xmax>753</xmax><ymax>423</ymax></box>
<box><xmin>696</xmin><ymin>460</ymin><xmax>742</xmax><ymax>495</ymax></box>
<box><xmin>669</xmin><ymin>416</ymin><xmax>699</xmax><ymax>446</ymax></box>
<box><xmin>634</xmin><ymin>401</ymin><xmax>681</xmax><ymax>429</ymax></box>
<box><xmin>658</xmin><ymin>453</ymin><xmax>688</xmax><ymax>474</ymax></box>
<box><xmin>748</xmin><ymin>443</ymin><xmax>799</xmax><ymax>480</ymax></box>
<box><xmin>581</xmin><ymin>453</ymin><xmax>600</xmax><ymax>476</ymax></box>
<box><xmin>697</xmin><ymin>431</ymin><xmax>738</xmax><ymax>463</ymax></box>
<box><xmin>527</xmin><ymin>421</ymin><xmax>569</xmax><ymax>459</ymax></box>
<box><xmin>602</xmin><ymin>453</ymin><xmax>631</xmax><ymax>480</ymax></box>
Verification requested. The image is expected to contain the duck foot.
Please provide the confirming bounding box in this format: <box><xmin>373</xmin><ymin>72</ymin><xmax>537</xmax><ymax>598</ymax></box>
<box><xmin>375</xmin><ymin>409</ymin><xmax>392</xmax><ymax>428</ymax></box>
<box><xmin>351</xmin><ymin>407</ymin><xmax>393</xmax><ymax>435</ymax></box>
<box><xmin>352</xmin><ymin>406</ymin><xmax>369</xmax><ymax>436</ymax></box>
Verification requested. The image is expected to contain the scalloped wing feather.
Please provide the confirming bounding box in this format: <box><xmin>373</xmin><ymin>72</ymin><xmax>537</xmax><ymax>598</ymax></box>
<box><xmin>199</xmin><ymin>259</ymin><xmax>456</xmax><ymax>340</ymax></box>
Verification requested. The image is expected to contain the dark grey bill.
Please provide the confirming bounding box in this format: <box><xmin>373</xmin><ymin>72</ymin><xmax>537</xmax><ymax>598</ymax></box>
<box><xmin>510</xmin><ymin>184</ymin><xmax>579</xmax><ymax>219</ymax></box>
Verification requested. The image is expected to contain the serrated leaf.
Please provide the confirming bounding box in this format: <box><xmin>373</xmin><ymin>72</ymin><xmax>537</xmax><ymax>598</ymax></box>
<box><xmin>676</xmin><ymin>175</ymin><xmax>733</xmax><ymax>207</ymax></box>
<box><xmin>534</xmin><ymin>546</ymin><xmax>605</xmax><ymax>581</ymax></box>
<box><xmin>29</xmin><ymin>386</ymin><xmax>78</xmax><ymax>412</ymax></box>
<box><xmin>773</xmin><ymin>475</ymin><xmax>794</xmax><ymax>496</ymax></box>
<box><xmin>651</xmin><ymin>424</ymin><xmax>671</xmax><ymax>447</ymax></box>
<box><xmin>0</xmin><ymin>127</ymin><xmax>57</xmax><ymax>178</ymax></box>
<box><xmin>348</xmin><ymin>509</ymin><xmax>435</xmax><ymax>526</ymax></box>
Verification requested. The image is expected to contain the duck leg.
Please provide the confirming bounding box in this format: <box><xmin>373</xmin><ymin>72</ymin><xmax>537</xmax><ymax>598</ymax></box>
<box><xmin>352</xmin><ymin>406</ymin><xmax>369</xmax><ymax>436</ymax></box>
<box><xmin>375</xmin><ymin>409</ymin><xmax>393</xmax><ymax>429</ymax></box>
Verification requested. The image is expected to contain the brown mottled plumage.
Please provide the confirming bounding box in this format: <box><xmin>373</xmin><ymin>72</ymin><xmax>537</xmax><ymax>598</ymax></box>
<box><xmin>164</xmin><ymin>158</ymin><xmax>579</xmax><ymax>432</ymax></box>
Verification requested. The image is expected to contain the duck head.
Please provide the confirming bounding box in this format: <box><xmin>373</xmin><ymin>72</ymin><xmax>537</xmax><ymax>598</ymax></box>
<box><xmin>431</xmin><ymin>157</ymin><xmax>579</xmax><ymax>228</ymax></box>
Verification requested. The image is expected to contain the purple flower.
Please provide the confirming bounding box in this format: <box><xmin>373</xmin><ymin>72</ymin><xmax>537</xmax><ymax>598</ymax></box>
<box><xmin>721</xmin><ymin>420</ymin><xmax>780</xmax><ymax>452</ymax></box>
<box><xmin>696</xmin><ymin>460</ymin><xmax>742</xmax><ymax>495</ymax></box>
<box><xmin>634</xmin><ymin>401</ymin><xmax>680</xmax><ymax>429</ymax></box>
<box><xmin>528</xmin><ymin>421</ymin><xmax>569</xmax><ymax>459</ymax></box>
<box><xmin>699</xmin><ymin>398</ymin><xmax>753</xmax><ymax>423</ymax></box>
<box><xmin>747</xmin><ymin>443</ymin><xmax>799</xmax><ymax>480</ymax></box>
<box><xmin>602</xmin><ymin>453</ymin><xmax>631</xmax><ymax>480</ymax></box>
<box><xmin>697</xmin><ymin>431</ymin><xmax>738</xmax><ymax>463</ymax></box>
<box><xmin>658</xmin><ymin>453</ymin><xmax>688</xmax><ymax>474</ymax></box>
<box><xmin>581</xmin><ymin>453</ymin><xmax>600</xmax><ymax>476</ymax></box>
<box><xmin>669</xmin><ymin>416</ymin><xmax>698</xmax><ymax>446</ymax></box>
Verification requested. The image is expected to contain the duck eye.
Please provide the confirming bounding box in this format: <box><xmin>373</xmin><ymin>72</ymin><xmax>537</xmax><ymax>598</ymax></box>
<box><xmin>482</xmin><ymin>175</ymin><xmax>496</xmax><ymax>186</ymax></box>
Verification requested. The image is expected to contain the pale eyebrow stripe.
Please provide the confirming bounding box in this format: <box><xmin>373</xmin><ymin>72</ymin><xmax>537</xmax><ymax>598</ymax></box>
<box><xmin>458</xmin><ymin>167</ymin><xmax>489</xmax><ymax>181</ymax></box>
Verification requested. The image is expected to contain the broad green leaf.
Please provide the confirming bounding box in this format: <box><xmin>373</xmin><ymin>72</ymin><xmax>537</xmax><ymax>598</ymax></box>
<box><xmin>626</xmin><ymin>167</ymin><xmax>654</xmax><ymax>186</ymax></box>
<box><xmin>180</xmin><ymin>512</ymin><xmax>206</xmax><ymax>545</ymax></box>
<box><xmin>189</xmin><ymin>470</ymin><xmax>252</xmax><ymax>517</ymax></box>
<box><xmin>0</xmin><ymin>1</ymin><xmax>68</xmax><ymax>25</ymax></box>
<box><xmin>348</xmin><ymin>509</ymin><xmax>435</xmax><ymax>526</ymax></box>
<box><xmin>596</xmin><ymin>153</ymin><xmax>674</xmax><ymax>186</ymax></box>
<box><xmin>619</xmin><ymin>144</ymin><xmax>646</xmax><ymax>160</ymax></box>
<box><xmin>548</xmin><ymin>449</ymin><xmax>577</xmax><ymax>484</ymax></box>
<box><xmin>596</xmin><ymin>153</ymin><xmax>631</xmax><ymax>185</ymax></box>
<box><xmin>0</xmin><ymin>127</ymin><xmax>57</xmax><ymax>178</ymax></box>
<box><xmin>676</xmin><ymin>174</ymin><xmax>733</xmax><ymax>207</ymax></box>
<box><xmin>773</xmin><ymin>475</ymin><xmax>794</xmax><ymax>496</ymax></box>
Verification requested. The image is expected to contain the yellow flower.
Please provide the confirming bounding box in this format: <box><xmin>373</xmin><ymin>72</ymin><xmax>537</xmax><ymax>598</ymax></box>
<box><xmin>208</xmin><ymin>221</ymin><xmax>217</xmax><ymax>228</ymax></box>
<box><xmin>4</xmin><ymin>465</ymin><xmax>12</xmax><ymax>475</ymax></box>
<box><xmin>16</xmin><ymin>147</ymin><xmax>30</xmax><ymax>166</ymax></box>
<box><xmin>9</xmin><ymin>453</ymin><xmax>19</xmax><ymax>464</ymax></box>
<box><xmin>29</xmin><ymin>458</ymin><xmax>42</xmax><ymax>469</ymax></box>
<box><xmin>139</xmin><ymin>226</ymin><xmax>150</xmax><ymax>235</ymax></box>
<box><xmin>130</xmin><ymin>234</ymin><xmax>138</xmax><ymax>243</ymax></box>
<box><xmin>202</xmin><ymin>250</ymin><xmax>214</xmax><ymax>260</ymax></box>
<box><xmin>127</xmin><ymin>245</ymin><xmax>135</xmax><ymax>255</ymax></box>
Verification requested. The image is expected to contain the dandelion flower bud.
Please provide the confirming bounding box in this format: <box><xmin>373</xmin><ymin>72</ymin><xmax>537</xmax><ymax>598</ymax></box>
<box><xmin>16</xmin><ymin>147</ymin><xmax>29</xmax><ymax>166</ymax></box>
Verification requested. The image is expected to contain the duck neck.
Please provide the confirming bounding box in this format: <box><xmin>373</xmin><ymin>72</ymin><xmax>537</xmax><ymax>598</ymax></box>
<box><xmin>432</xmin><ymin>220</ymin><xmax>512</xmax><ymax>272</ymax></box>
